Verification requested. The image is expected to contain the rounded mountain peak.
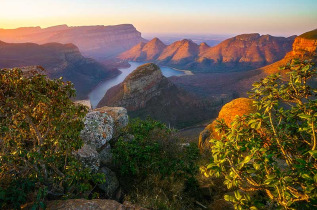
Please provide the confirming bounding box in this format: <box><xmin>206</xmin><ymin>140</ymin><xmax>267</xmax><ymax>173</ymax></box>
<box><xmin>200</xmin><ymin>42</ymin><xmax>209</xmax><ymax>47</ymax></box>
<box><xmin>125</xmin><ymin>63</ymin><xmax>162</xmax><ymax>81</ymax></box>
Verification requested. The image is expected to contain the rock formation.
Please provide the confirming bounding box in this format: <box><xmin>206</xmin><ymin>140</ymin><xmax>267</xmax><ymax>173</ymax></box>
<box><xmin>0</xmin><ymin>24</ymin><xmax>146</xmax><ymax>59</ymax></box>
<box><xmin>97</xmin><ymin>63</ymin><xmax>224</xmax><ymax>128</ymax></box>
<box><xmin>74</xmin><ymin>106</ymin><xmax>129</xmax><ymax>198</ymax></box>
<box><xmin>199</xmin><ymin>98</ymin><xmax>256</xmax><ymax>150</ymax></box>
<box><xmin>119</xmin><ymin>34</ymin><xmax>295</xmax><ymax>72</ymax></box>
<box><xmin>0</xmin><ymin>41</ymin><xmax>120</xmax><ymax>99</ymax></box>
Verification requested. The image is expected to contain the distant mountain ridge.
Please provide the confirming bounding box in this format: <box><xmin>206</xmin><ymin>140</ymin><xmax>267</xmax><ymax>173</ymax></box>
<box><xmin>119</xmin><ymin>33</ymin><xmax>296</xmax><ymax>72</ymax></box>
<box><xmin>0</xmin><ymin>24</ymin><xmax>146</xmax><ymax>59</ymax></box>
<box><xmin>0</xmin><ymin>41</ymin><xmax>120</xmax><ymax>99</ymax></box>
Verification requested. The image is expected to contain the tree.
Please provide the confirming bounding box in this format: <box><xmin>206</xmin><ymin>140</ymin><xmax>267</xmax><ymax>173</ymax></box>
<box><xmin>0</xmin><ymin>68</ymin><xmax>103</xmax><ymax>209</ymax></box>
<box><xmin>201</xmin><ymin>60</ymin><xmax>317</xmax><ymax>209</ymax></box>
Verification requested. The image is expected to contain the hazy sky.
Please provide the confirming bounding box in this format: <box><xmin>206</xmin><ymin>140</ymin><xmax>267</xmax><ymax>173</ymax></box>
<box><xmin>0</xmin><ymin>0</ymin><xmax>316</xmax><ymax>36</ymax></box>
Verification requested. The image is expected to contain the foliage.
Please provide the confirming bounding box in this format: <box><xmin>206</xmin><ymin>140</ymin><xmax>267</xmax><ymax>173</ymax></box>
<box><xmin>0</xmin><ymin>68</ymin><xmax>104</xmax><ymax>209</ymax></box>
<box><xmin>201</xmin><ymin>60</ymin><xmax>317</xmax><ymax>209</ymax></box>
<box><xmin>112</xmin><ymin>118</ymin><xmax>201</xmax><ymax>209</ymax></box>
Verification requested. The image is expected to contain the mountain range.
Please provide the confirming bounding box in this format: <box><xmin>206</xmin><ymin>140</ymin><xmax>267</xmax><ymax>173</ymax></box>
<box><xmin>100</xmin><ymin>29</ymin><xmax>317</xmax><ymax>127</ymax></box>
<box><xmin>119</xmin><ymin>33</ymin><xmax>296</xmax><ymax>72</ymax></box>
<box><xmin>0</xmin><ymin>24</ymin><xmax>146</xmax><ymax>59</ymax></box>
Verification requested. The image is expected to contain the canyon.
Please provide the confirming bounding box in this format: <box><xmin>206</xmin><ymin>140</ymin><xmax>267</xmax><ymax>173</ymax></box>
<box><xmin>0</xmin><ymin>24</ymin><xmax>146</xmax><ymax>59</ymax></box>
<box><xmin>0</xmin><ymin>41</ymin><xmax>120</xmax><ymax>99</ymax></box>
<box><xmin>97</xmin><ymin>63</ymin><xmax>229</xmax><ymax>128</ymax></box>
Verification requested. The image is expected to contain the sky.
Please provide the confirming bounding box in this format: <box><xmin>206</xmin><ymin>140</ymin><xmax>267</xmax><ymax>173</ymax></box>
<box><xmin>0</xmin><ymin>0</ymin><xmax>316</xmax><ymax>36</ymax></box>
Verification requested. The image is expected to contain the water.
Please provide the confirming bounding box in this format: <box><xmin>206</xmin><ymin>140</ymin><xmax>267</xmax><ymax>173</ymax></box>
<box><xmin>88</xmin><ymin>61</ymin><xmax>185</xmax><ymax>108</ymax></box>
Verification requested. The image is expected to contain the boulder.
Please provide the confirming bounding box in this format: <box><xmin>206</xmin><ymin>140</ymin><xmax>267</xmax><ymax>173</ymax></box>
<box><xmin>80</xmin><ymin>111</ymin><xmax>114</xmax><ymax>149</ymax></box>
<box><xmin>98</xmin><ymin>167</ymin><xmax>120</xmax><ymax>198</ymax></box>
<box><xmin>46</xmin><ymin>199</ymin><xmax>147</xmax><ymax>210</ymax></box>
<box><xmin>99</xmin><ymin>144</ymin><xmax>113</xmax><ymax>166</ymax></box>
<box><xmin>74</xmin><ymin>144</ymin><xmax>100</xmax><ymax>173</ymax></box>
<box><xmin>199</xmin><ymin>98</ymin><xmax>256</xmax><ymax>151</ymax></box>
<box><xmin>94</xmin><ymin>106</ymin><xmax>128</xmax><ymax>133</ymax></box>
<box><xmin>75</xmin><ymin>100</ymin><xmax>92</xmax><ymax>110</ymax></box>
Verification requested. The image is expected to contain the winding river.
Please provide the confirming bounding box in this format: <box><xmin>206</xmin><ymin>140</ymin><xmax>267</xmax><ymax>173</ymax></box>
<box><xmin>88</xmin><ymin>61</ymin><xmax>186</xmax><ymax>108</ymax></box>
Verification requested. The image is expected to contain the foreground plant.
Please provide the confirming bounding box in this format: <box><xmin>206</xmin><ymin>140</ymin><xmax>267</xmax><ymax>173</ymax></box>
<box><xmin>201</xmin><ymin>60</ymin><xmax>317</xmax><ymax>209</ymax></box>
<box><xmin>0</xmin><ymin>68</ymin><xmax>104</xmax><ymax>209</ymax></box>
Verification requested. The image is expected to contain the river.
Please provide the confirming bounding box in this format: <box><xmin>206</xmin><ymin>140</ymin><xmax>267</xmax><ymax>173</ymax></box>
<box><xmin>88</xmin><ymin>61</ymin><xmax>186</xmax><ymax>108</ymax></box>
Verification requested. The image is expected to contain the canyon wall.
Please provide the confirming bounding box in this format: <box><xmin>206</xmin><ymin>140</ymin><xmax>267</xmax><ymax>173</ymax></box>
<box><xmin>0</xmin><ymin>24</ymin><xmax>146</xmax><ymax>59</ymax></box>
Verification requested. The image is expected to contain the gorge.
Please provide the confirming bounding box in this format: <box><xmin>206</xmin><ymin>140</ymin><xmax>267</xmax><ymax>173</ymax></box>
<box><xmin>88</xmin><ymin>61</ymin><xmax>186</xmax><ymax>108</ymax></box>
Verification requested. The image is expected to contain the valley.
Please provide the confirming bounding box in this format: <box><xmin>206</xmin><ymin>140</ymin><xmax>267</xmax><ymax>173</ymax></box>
<box><xmin>88</xmin><ymin>61</ymin><xmax>186</xmax><ymax>108</ymax></box>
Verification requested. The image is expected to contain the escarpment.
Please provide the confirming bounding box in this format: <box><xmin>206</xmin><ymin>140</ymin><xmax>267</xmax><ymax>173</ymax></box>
<box><xmin>0</xmin><ymin>24</ymin><xmax>146</xmax><ymax>58</ymax></box>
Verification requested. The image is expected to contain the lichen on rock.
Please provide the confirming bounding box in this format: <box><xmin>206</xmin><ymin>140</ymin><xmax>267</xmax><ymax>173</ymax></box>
<box><xmin>80</xmin><ymin>111</ymin><xmax>114</xmax><ymax>150</ymax></box>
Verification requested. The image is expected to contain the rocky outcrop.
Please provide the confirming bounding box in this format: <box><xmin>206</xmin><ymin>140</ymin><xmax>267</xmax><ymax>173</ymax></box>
<box><xmin>94</xmin><ymin>106</ymin><xmax>129</xmax><ymax>133</ymax></box>
<box><xmin>73</xmin><ymin>106</ymin><xmax>129</xmax><ymax>198</ymax></box>
<box><xmin>0</xmin><ymin>24</ymin><xmax>146</xmax><ymax>59</ymax></box>
<box><xmin>284</xmin><ymin>29</ymin><xmax>317</xmax><ymax>61</ymax></box>
<box><xmin>80</xmin><ymin>111</ymin><xmax>114</xmax><ymax>150</ymax></box>
<box><xmin>199</xmin><ymin>98</ymin><xmax>256</xmax><ymax>150</ymax></box>
<box><xmin>47</xmin><ymin>199</ymin><xmax>147</xmax><ymax>210</ymax></box>
<box><xmin>119</xmin><ymin>34</ymin><xmax>295</xmax><ymax>72</ymax></box>
<box><xmin>74</xmin><ymin>144</ymin><xmax>100</xmax><ymax>173</ymax></box>
<box><xmin>0</xmin><ymin>41</ymin><xmax>120</xmax><ymax>99</ymax></box>
<box><xmin>75</xmin><ymin>100</ymin><xmax>92</xmax><ymax>109</ymax></box>
<box><xmin>97</xmin><ymin>63</ymin><xmax>221</xmax><ymax>128</ymax></box>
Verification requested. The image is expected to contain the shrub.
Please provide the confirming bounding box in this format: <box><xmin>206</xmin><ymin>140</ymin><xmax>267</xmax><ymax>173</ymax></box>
<box><xmin>0</xmin><ymin>68</ymin><xmax>104</xmax><ymax>209</ymax></box>
<box><xmin>201</xmin><ymin>60</ymin><xmax>317</xmax><ymax>209</ymax></box>
<box><xmin>112</xmin><ymin>118</ymin><xmax>201</xmax><ymax>209</ymax></box>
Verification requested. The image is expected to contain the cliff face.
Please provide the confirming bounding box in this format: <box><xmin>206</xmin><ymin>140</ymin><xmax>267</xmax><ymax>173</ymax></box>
<box><xmin>97</xmin><ymin>63</ymin><xmax>222</xmax><ymax>128</ymax></box>
<box><xmin>285</xmin><ymin>30</ymin><xmax>317</xmax><ymax>60</ymax></box>
<box><xmin>119</xmin><ymin>34</ymin><xmax>295</xmax><ymax>72</ymax></box>
<box><xmin>196</xmin><ymin>34</ymin><xmax>295</xmax><ymax>71</ymax></box>
<box><xmin>0</xmin><ymin>41</ymin><xmax>120</xmax><ymax>99</ymax></box>
<box><xmin>0</xmin><ymin>24</ymin><xmax>146</xmax><ymax>59</ymax></box>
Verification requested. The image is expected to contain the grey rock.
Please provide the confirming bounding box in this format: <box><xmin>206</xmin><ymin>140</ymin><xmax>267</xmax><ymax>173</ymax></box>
<box><xmin>74</xmin><ymin>144</ymin><xmax>100</xmax><ymax>173</ymax></box>
<box><xmin>99</xmin><ymin>144</ymin><xmax>113</xmax><ymax>166</ymax></box>
<box><xmin>98</xmin><ymin>167</ymin><xmax>119</xmax><ymax>198</ymax></box>
<box><xmin>80</xmin><ymin>111</ymin><xmax>114</xmax><ymax>149</ymax></box>
<box><xmin>94</xmin><ymin>106</ymin><xmax>128</xmax><ymax>133</ymax></box>
<box><xmin>75</xmin><ymin>100</ymin><xmax>92</xmax><ymax>110</ymax></box>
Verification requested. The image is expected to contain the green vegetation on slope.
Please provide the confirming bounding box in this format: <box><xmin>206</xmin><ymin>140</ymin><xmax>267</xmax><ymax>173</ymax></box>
<box><xmin>299</xmin><ymin>29</ymin><xmax>317</xmax><ymax>40</ymax></box>
<box><xmin>0</xmin><ymin>69</ymin><xmax>104</xmax><ymax>209</ymax></box>
<box><xmin>201</xmin><ymin>60</ymin><xmax>317</xmax><ymax>209</ymax></box>
<box><xmin>112</xmin><ymin>118</ymin><xmax>203</xmax><ymax>209</ymax></box>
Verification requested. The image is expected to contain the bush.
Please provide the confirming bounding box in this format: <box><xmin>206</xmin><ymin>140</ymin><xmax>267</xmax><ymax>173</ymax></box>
<box><xmin>112</xmin><ymin>118</ymin><xmax>201</xmax><ymax>209</ymax></box>
<box><xmin>201</xmin><ymin>60</ymin><xmax>317</xmax><ymax>209</ymax></box>
<box><xmin>0</xmin><ymin>68</ymin><xmax>104</xmax><ymax>209</ymax></box>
